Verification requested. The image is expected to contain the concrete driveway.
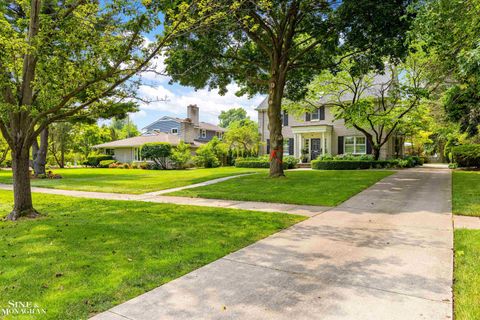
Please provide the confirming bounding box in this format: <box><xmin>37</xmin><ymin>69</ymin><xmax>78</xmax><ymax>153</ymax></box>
<box><xmin>92</xmin><ymin>168</ymin><xmax>453</xmax><ymax>320</ymax></box>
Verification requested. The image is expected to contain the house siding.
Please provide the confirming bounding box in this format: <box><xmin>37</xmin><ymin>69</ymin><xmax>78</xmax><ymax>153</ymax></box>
<box><xmin>144</xmin><ymin>120</ymin><xmax>181</xmax><ymax>134</ymax></box>
<box><xmin>258</xmin><ymin>106</ymin><xmax>399</xmax><ymax>159</ymax></box>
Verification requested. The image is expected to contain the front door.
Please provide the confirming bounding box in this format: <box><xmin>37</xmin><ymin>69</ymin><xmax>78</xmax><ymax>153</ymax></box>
<box><xmin>311</xmin><ymin>138</ymin><xmax>321</xmax><ymax>160</ymax></box>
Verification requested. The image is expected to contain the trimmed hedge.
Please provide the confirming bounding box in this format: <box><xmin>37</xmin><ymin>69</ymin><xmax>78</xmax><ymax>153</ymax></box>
<box><xmin>452</xmin><ymin>144</ymin><xmax>480</xmax><ymax>168</ymax></box>
<box><xmin>235</xmin><ymin>156</ymin><xmax>298</xmax><ymax>169</ymax></box>
<box><xmin>99</xmin><ymin>160</ymin><xmax>117</xmax><ymax>168</ymax></box>
<box><xmin>83</xmin><ymin>155</ymin><xmax>113</xmax><ymax>167</ymax></box>
<box><xmin>311</xmin><ymin>160</ymin><xmax>392</xmax><ymax>170</ymax></box>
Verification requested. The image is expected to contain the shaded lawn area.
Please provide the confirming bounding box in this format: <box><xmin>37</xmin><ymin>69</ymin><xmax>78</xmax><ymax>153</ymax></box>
<box><xmin>453</xmin><ymin>171</ymin><xmax>480</xmax><ymax>217</ymax></box>
<box><xmin>0</xmin><ymin>167</ymin><xmax>264</xmax><ymax>194</ymax></box>
<box><xmin>454</xmin><ymin>229</ymin><xmax>480</xmax><ymax>319</ymax></box>
<box><xmin>0</xmin><ymin>191</ymin><xmax>303</xmax><ymax>320</ymax></box>
<box><xmin>168</xmin><ymin>170</ymin><xmax>394</xmax><ymax>206</ymax></box>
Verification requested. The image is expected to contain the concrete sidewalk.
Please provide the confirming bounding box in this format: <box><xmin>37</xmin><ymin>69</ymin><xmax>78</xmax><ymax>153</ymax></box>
<box><xmin>91</xmin><ymin>168</ymin><xmax>453</xmax><ymax>320</ymax></box>
<box><xmin>0</xmin><ymin>183</ymin><xmax>330</xmax><ymax>217</ymax></box>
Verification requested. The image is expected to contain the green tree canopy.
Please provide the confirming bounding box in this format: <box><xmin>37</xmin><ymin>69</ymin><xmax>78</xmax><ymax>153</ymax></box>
<box><xmin>413</xmin><ymin>0</ymin><xmax>480</xmax><ymax>136</ymax></box>
<box><xmin>218</xmin><ymin>108</ymin><xmax>248</xmax><ymax>128</ymax></box>
<box><xmin>141</xmin><ymin>142</ymin><xmax>172</xmax><ymax>169</ymax></box>
<box><xmin>165</xmin><ymin>0</ymin><xmax>414</xmax><ymax>176</ymax></box>
<box><xmin>224</xmin><ymin>119</ymin><xmax>260</xmax><ymax>157</ymax></box>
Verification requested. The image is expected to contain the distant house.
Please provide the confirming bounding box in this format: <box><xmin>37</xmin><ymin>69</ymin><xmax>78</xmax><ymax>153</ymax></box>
<box><xmin>95</xmin><ymin>105</ymin><xmax>226</xmax><ymax>163</ymax></box>
<box><xmin>257</xmin><ymin>74</ymin><xmax>404</xmax><ymax>161</ymax></box>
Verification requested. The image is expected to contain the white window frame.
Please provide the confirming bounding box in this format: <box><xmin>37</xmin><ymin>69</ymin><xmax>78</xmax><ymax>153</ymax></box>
<box><xmin>200</xmin><ymin>129</ymin><xmax>207</xmax><ymax>138</ymax></box>
<box><xmin>171</xmin><ymin>128</ymin><xmax>178</xmax><ymax>134</ymax></box>
<box><xmin>344</xmin><ymin>136</ymin><xmax>366</xmax><ymax>155</ymax></box>
<box><xmin>310</xmin><ymin>109</ymin><xmax>320</xmax><ymax>121</ymax></box>
<box><xmin>216</xmin><ymin>131</ymin><xmax>223</xmax><ymax>139</ymax></box>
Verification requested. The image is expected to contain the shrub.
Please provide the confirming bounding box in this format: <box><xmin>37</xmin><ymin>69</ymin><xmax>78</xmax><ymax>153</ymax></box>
<box><xmin>235</xmin><ymin>155</ymin><xmax>298</xmax><ymax>169</ymax></box>
<box><xmin>141</xmin><ymin>142</ymin><xmax>172</xmax><ymax>169</ymax></box>
<box><xmin>194</xmin><ymin>148</ymin><xmax>220</xmax><ymax>168</ymax></box>
<box><xmin>83</xmin><ymin>154</ymin><xmax>113</xmax><ymax>167</ymax></box>
<box><xmin>170</xmin><ymin>141</ymin><xmax>192</xmax><ymax>169</ymax></box>
<box><xmin>311</xmin><ymin>160</ymin><xmax>392</xmax><ymax>170</ymax></box>
<box><xmin>451</xmin><ymin>144</ymin><xmax>480</xmax><ymax>168</ymax></box>
<box><xmin>99</xmin><ymin>160</ymin><xmax>117</xmax><ymax>168</ymax></box>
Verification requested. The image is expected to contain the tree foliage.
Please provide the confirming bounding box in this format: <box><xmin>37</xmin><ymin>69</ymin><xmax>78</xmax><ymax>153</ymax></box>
<box><xmin>287</xmin><ymin>51</ymin><xmax>434</xmax><ymax>159</ymax></box>
<box><xmin>194</xmin><ymin>136</ymin><xmax>228</xmax><ymax>168</ymax></box>
<box><xmin>170</xmin><ymin>141</ymin><xmax>192</xmax><ymax>169</ymax></box>
<box><xmin>224</xmin><ymin>119</ymin><xmax>260</xmax><ymax>157</ymax></box>
<box><xmin>413</xmin><ymin>0</ymin><xmax>480</xmax><ymax>136</ymax></box>
<box><xmin>141</xmin><ymin>142</ymin><xmax>172</xmax><ymax>169</ymax></box>
<box><xmin>165</xmin><ymin>0</ymin><xmax>413</xmax><ymax>176</ymax></box>
<box><xmin>218</xmin><ymin>108</ymin><xmax>248</xmax><ymax>128</ymax></box>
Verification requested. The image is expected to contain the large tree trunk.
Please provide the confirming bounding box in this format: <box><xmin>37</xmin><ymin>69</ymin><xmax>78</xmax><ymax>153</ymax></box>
<box><xmin>372</xmin><ymin>147</ymin><xmax>381</xmax><ymax>160</ymax></box>
<box><xmin>6</xmin><ymin>149</ymin><xmax>39</xmax><ymax>220</ymax></box>
<box><xmin>32</xmin><ymin>128</ymin><xmax>48</xmax><ymax>175</ymax></box>
<box><xmin>267</xmin><ymin>69</ymin><xmax>286</xmax><ymax>177</ymax></box>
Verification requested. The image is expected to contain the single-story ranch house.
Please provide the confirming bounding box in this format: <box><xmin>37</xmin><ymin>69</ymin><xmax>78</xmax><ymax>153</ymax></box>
<box><xmin>257</xmin><ymin>75</ymin><xmax>404</xmax><ymax>161</ymax></box>
<box><xmin>95</xmin><ymin>104</ymin><xmax>226</xmax><ymax>163</ymax></box>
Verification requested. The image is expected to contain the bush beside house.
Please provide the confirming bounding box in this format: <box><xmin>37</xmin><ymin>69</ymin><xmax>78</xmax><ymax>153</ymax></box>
<box><xmin>83</xmin><ymin>155</ymin><xmax>113</xmax><ymax>167</ymax></box>
<box><xmin>235</xmin><ymin>156</ymin><xmax>299</xmax><ymax>169</ymax></box>
<box><xmin>311</xmin><ymin>154</ymin><xmax>423</xmax><ymax>170</ymax></box>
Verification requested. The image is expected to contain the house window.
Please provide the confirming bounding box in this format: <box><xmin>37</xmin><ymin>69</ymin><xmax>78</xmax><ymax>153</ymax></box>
<box><xmin>200</xmin><ymin>129</ymin><xmax>207</xmax><ymax>139</ymax></box>
<box><xmin>133</xmin><ymin>148</ymin><xmax>143</xmax><ymax>161</ymax></box>
<box><xmin>344</xmin><ymin>136</ymin><xmax>366</xmax><ymax>154</ymax></box>
<box><xmin>171</xmin><ymin>128</ymin><xmax>178</xmax><ymax>134</ymax></box>
<box><xmin>306</xmin><ymin>106</ymin><xmax>325</xmax><ymax>121</ymax></box>
<box><xmin>216</xmin><ymin>132</ymin><xmax>223</xmax><ymax>139</ymax></box>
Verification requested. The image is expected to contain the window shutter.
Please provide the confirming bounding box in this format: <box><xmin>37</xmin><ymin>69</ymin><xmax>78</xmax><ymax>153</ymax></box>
<box><xmin>288</xmin><ymin>138</ymin><xmax>294</xmax><ymax>155</ymax></box>
<box><xmin>319</xmin><ymin>106</ymin><xmax>325</xmax><ymax>120</ymax></box>
<box><xmin>283</xmin><ymin>111</ymin><xmax>289</xmax><ymax>126</ymax></box>
<box><xmin>305</xmin><ymin>112</ymin><xmax>311</xmax><ymax>121</ymax></box>
<box><xmin>266</xmin><ymin>139</ymin><xmax>270</xmax><ymax>154</ymax></box>
<box><xmin>338</xmin><ymin>136</ymin><xmax>344</xmax><ymax>154</ymax></box>
<box><xmin>366</xmin><ymin>137</ymin><xmax>372</xmax><ymax>154</ymax></box>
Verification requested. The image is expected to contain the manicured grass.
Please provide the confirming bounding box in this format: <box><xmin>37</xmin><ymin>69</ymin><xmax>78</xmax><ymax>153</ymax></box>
<box><xmin>0</xmin><ymin>167</ymin><xmax>264</xmax><ymax>194</ymax></box>
<box><xmin>453</xmin><ymin>171</ymin><xmax>480</xmax><ymax>217</ymax></box>
<box><xmin>454</xmin><ymin>229</ymin><xmax>480</xmax><ymax>319</ymax></box>
<box><xmin>168</xmin><ymin>170</ymin><xmax>394</xmax><ymax>206</ymax></box>
<box><xmin>0</xmin><ymin>190</ymin><xmax>303</xmax><ymax>319</ymax></box>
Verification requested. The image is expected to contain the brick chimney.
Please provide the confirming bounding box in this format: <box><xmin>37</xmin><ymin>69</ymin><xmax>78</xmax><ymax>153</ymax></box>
<box><xmin>187</xmin><ymin>104</ymin><xmax>199</xmax><ymax>126</ymax></box>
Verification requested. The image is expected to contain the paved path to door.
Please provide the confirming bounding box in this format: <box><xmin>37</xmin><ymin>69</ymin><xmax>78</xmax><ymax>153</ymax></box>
<box><xmin>91</xmin><ymin>168</ymin><xmax>453</xmax><ymax>320</ymax></box>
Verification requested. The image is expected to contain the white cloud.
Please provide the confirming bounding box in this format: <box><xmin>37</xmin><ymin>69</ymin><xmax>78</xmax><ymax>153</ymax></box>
<box><xmin>136</xmin><ymin>83</ymin><xmax>264</xmax><ymax>124</ymax></box>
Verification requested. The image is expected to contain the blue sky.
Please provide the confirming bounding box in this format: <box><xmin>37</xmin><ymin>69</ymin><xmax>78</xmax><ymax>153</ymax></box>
<box><xmin>130</xmin><ymin>38</ymin><xmax>265</xmax><ymax>130</ymax></box>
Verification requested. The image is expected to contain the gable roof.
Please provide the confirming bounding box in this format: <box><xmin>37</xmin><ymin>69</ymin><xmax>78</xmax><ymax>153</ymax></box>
<box><xmin>198</xmin><ymin>122</ymin><xmax>227</xmax><ymax>132</ymax></box>
<box><xmin>93</xmin><ymin>133</ymin><xmax>204</xmax><ymax>149</ymax></box>
<box><xmin>142</xmin><ymin>117</ymin><xmax>226</xmax><ymax>132</ymax></box>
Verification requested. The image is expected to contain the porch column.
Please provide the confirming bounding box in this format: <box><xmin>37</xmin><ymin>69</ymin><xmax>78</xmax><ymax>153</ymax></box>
<box><xmin>321</xmin><ymin>132</ymin><xmax>326</xmax><ymax>155</ymax></box>
<box><xmin>297</xmin><ymin>134</ymin><xmax>303</xmax><ymax>158</ymax></box>
<box><xmin>293</xmin><ymin>134</ymin><xmax>298</xmax><ymax>158</ymax></box>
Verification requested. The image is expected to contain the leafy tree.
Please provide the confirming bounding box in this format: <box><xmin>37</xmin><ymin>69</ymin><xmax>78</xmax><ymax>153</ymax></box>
<box><xmin>109</xmin><ymin>116</ymin><xmax>140</xmax><ymax>140</ymax></box>
<box><xmin>224</xmin><ymin>119</ymin><xmax>260</xmax><ymax>157</ymax></box>
<box><xmin>165</xmin><ymin>0</ymin><xmax>414</xmax><ymax>176</ymax></box>
<box><xmin>194</xmin><ymin>136</ymin><xmax>228</xmax><ymax>168</ymax></box>
<box><xmin>413</xmin><ymin>0</ymin><xmax>480</xmax><ymax>136</ymax></box>
<box><xmin>141</xmin><ymin>142</ymin><xmax>172</xmax><ymax>169</ymax></box>
<box><xmin>170</xmin><ymin>141</ymin><xmax>192</xmax><ymax>169</ymax></box>
<box><xmin>48</xmin><ymin>122</ymin><xmax>74</xmax><ymax>168</ymax></box>
<box><xmin>0</xmin><ymin>0</ymin><xmax>219</xmax><ymax>219</ymax></box>
<box><xmin>287</xmin><ymin>52</ymin><xmax>434</xmax><ymax>160</ymax></box>
<box><xmin>72</xmin><ymin>124</ymin><xmax>111</xmax><ymax>160</ymax></box>
<box><xmin>218</xmin><ymin>108</ymin><xmax>248</xmax><ymax>128</ymax></box>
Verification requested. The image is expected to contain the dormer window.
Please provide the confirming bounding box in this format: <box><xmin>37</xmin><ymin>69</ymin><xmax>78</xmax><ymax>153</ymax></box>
<box><xmin>171</xmin><ymin>128</ymin><xmax>178</xmax><ymax>134</ymax></box>
<box><xmin>200</xmin><ymin>129</ymin><xmax>207</xmax><ymax>138</ymax></box>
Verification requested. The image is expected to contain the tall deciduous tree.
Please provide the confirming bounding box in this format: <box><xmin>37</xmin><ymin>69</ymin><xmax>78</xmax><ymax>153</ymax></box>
<box><xmin>165</xmin><ymin>0</ymin><xmax>413</xmax><ymax>176</ymax></box>
<box><xmin>224</xmin><ymin>119</ymin><xmax>260</xmax><ymax>157</ymax></box>
<box><xmin>218</xmin><ymin>108</ymin><xmax>248</xmax><ymax>128</ymax></box>
<box><xmin>0</xmin><ymin>0</ymin><xmax>219</xmax><ymax>220</ymax></box>
<box><xmin>413</xmin><ymin>0</ymin><xmax>480</xmax><ymax>136</ymax></box>
<box><xmin>287</xmin><ymin>52</ymin><xmax>435</xmax><ymax>160</ymax></box>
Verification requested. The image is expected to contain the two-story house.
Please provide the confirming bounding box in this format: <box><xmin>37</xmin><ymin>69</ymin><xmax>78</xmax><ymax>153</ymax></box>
<box><xmin>257</xmin><ymin>99</ymin><xmax>403</xmax><ymax>162</ymax></box>
<box><xmin>95</xmin><ymin>105</ymin><xmax>226</xmax><ymax>163</ymax></box>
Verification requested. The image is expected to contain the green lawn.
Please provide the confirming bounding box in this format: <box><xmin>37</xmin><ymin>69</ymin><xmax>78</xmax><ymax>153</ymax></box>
<box><xmin>454</xmin><ymin>229</ymin><xmax>480</xmax><ymax>319</ymax></box>
<box><xmin>453</xmin><ymin>171</ymin><xmax>480</xmax><ymax>217</ymax></box>
<box><xmin>168</xmin><ymin>170</ymin><xmax>394</xmax><ymax>206</ymax></box>
<box><xmin>0</xmin><ymin>190</ymin><xmax>303</xmax><ymax>319</ymax></box>
<box><xmin>0</xmin><ymin>167</ymin><xmax>264</xmax><ymax>194</ymax></box>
